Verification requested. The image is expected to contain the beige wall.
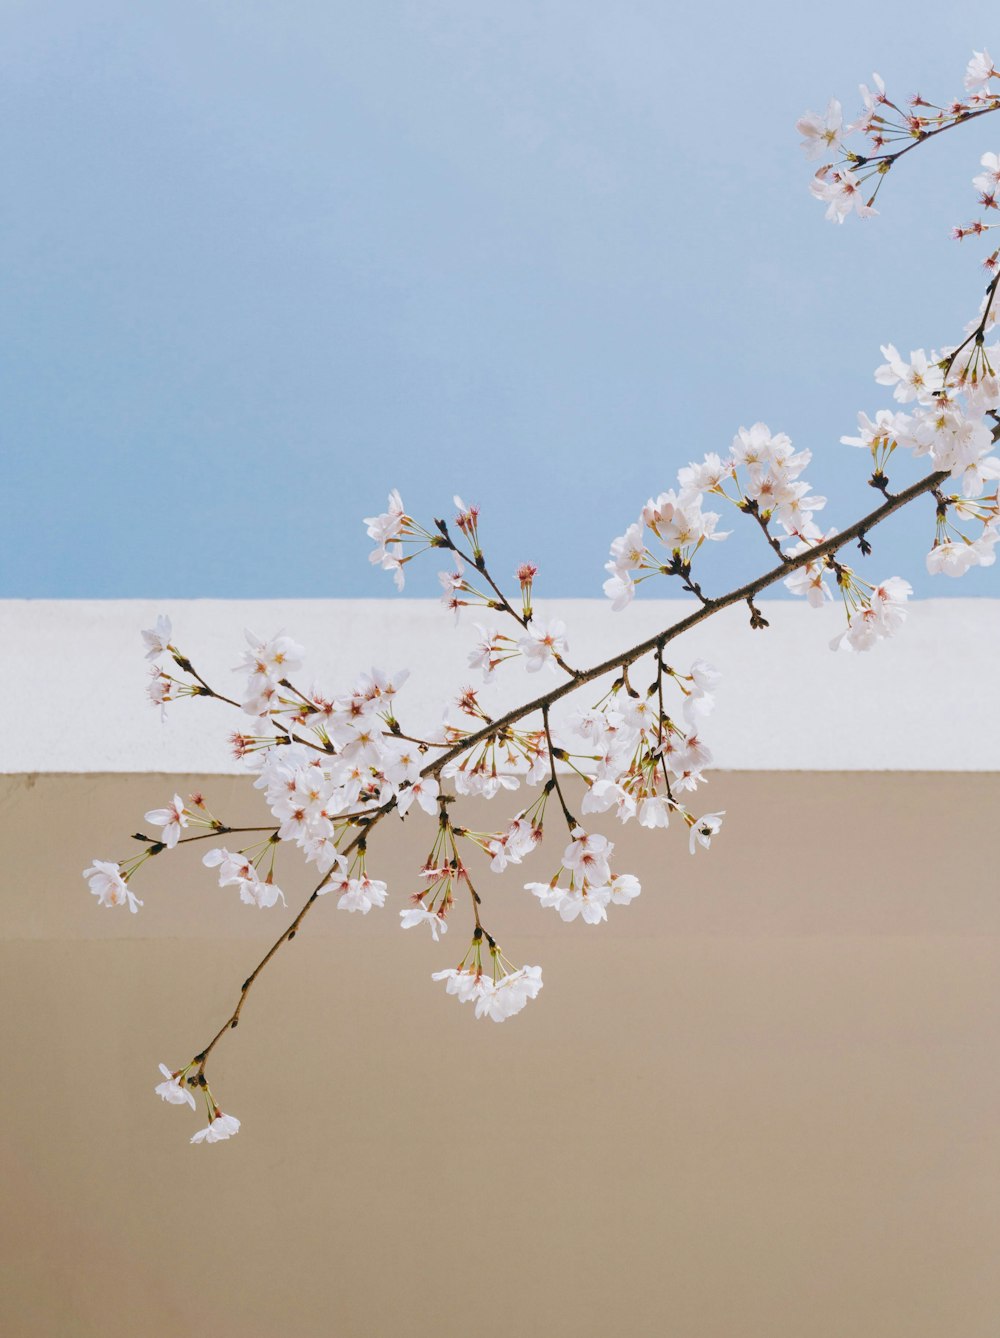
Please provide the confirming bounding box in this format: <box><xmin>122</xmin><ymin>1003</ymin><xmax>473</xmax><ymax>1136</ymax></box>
<box><xmin>3</xmin><ymin>772</ymin><xmax>1000</xmax><ymax>1337</ymax></box>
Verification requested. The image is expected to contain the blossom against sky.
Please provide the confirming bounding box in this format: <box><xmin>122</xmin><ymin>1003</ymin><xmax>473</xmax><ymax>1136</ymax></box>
<box><xmin>3</xmin><ymin>0</ymin><xmax>998</xmax><ymax>598</ymax></box>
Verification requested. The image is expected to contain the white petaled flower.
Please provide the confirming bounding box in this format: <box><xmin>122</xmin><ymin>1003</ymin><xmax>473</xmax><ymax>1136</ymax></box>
<box><xmin>439</xmin><ymin>558</ymin><xmax>465</xmax><ymax>617</ymax></box>
<box><xmin>688</xmin><ymin>659</ymin><xmax>722</xmax><ymax>695</ymax></box>
<box><xmin>874</xmin><ymin>345</ymin><xmax>943</xmax><ymax>405</ymax></box>
<box><xmin>561</xmin><ymin>827</ymin><xmax>613</xmax><ymax>887</ymax></box>
<box><xmin>609</xmin><ymin>873</ymin><xmax>641</xmax><ymax>905</ymax></box>
<box><xmin>477</xmin><ymin>966</ymin><xmax>544</xmax><ymax>1021</ymax></box>
<box><xmin>334</xmin><ymin>875</ymin><xmax>388</xmax><ymax>914</ymax></box>
<box><xmin>394</xmin><ymin>776</ymin><xmax>440</xmax><ymax>817</ymax></box>
<box><xmin>555</xmin><ymin>885</ymin><xmax>611</xmax><ymax>924</ymax></box>
<box><xmin>973</xmin><ymin>151</ymin><xmax>1000</xmax><ymax>196</ymax></box>
<box><xmin>677</xmin><ymin>452</ymin><xmax>732</xmax><ymax>499</ymax></box>
<box><xmin>606</xmin><ymin>522</ymin><xmax>648</xmax><ymax>576</ymax></box>
<box><xmin>809</xmin><ymin>169</ymin><xmax>877</xmax><ymax>224</ymax></box>
<box><xmin>246</xmin><ymin>877</ymin><xmax>285</xmax><ymax>909</ymax></box>
<box><xmin>190</xmin><ymin>1111</ymin><xmax>241</xmax><ymax>1145</ymax></box>
<box><xmin>784</xmin><ymin>560</ymin><xmax>833</xmax><ymax>607</ymax></box>
<box><xmin>638</xmin><ymin>797</ymin><xmax>671</xmax><ymax>829</ymax></box>
<box><xmin>644</xmin><ymin>490</ymin><xmax>728</xmax><ymax>550</ymax></box>
<box><xmin>432</xmin><ymin>967</ymin><xmax>489</xmax><ymax>1004</ymax></box>
<box><xmin>581</xmin><ymin>778</ymin><xmax>635</xmax><ymax>821</ymax></box>
<box><xmin>732</xmin><ymin>422</ymin><xmax>792</xmax><ymax>467</ymax></box>
<box><xmin>363</xmin><ymin>488</ymin><xmax>406</xmax><ymax>544</ymax></box>
<box><xmin>83</xmin><ymin>860</ymin><xmax>142</xmax><ymax>913</ymax></box>
<box><xmin>518</xmin><ymin>618</ymin><xmax>568</xmax><ymax>672</ymax></box>
<box><xmin>603</xmin><ymin>569</ymin><xmax>636</xmax><ymax>611</ymax></box>
<box><xmin>202</xmin><ymin>848</ymin><xmax>285</xmax><ymax>909</ymax></box>
<box><xmin>399</xmin><ymin>906</ymin><xmax>448</xmax><ymax>940</ymax></box>
<box><xmin>795</xmin><ymin>99</ymin><xmax>843</xmax><ymax>160</ymax></box>
<box><xmin>831</xmin><ymin>577</ymin><xmax>912</xmax><ymax>653</ymax></box>
<box><xmin>527</xmin><ymin>880</ymin><xmax>611</xmax><ymax>925</ymax></box>
<box><xmin>926</xmin><ymin>539</ymin><xmax>979</xmax><ymax>578</ymax></box>
<box><xmin>840</xmin><ymin>409</ymin><xmax>899</xmax><ymax>451</ymax></box>
<box><xmin>147</xmin><ymin>670</ymin><xmax>173</xmax><ymax>720</ymax></box>
<box><xmin>689</xmin><ymin>812</ymin><xmax>725</xmax><ymax>855</ymax></box>
<box><xmin>431</xmin><ymin>966</ymin><xmax>542</xmax><ymax>1022</ymax></box>
<box><xmin>370</xmin><ymin>541</ymin><xmax>405</xmax><ymax>590</ymax></box>
<box><xmin>486</xmin><ymin>817</ymin><xmax>539</xmax><ymax>871</ymax></box>
<box><xmin>141</xmin><ymin>615</ymin><xmax>173</xmax><ymax>661</ymax></box>
<box><xmin>155</xmin><ymin>1063</ymin><xmax>195</xmax><ymax>1109</ymax></box>
<box><xmin>491</xmin><ymin>965</ymin><xmax>543</xmax><ymax>1019</ymax></box>
<box><xmin>857</xmin><ymin>72</ymin><xmax>886</xmax><ymax>116</ymax></box>
<box><xmin>301</xmin><ymin>834</ymin><xmax>347</xmax><ymax>878</ymax></box>
<box><xmin>468</xmin><ymin>624</ymin><xmax>509</xmax><ymax>681</ymax></box>
<box><xmin>965</xmin><ymin>49</ymin><xmax>996</xmax><ymax>93</ymax></box>
<box><xmin>239</xmin><ymin>628</ymin><xmax>305</xmax><ymax>679</ymax></box>
<box><xmin>144</xmin><ymin>794</ymin><xmax>189</xmax><ymax>849</ymax></box>
<box><xmin>872</xmin><ymin>576</ymin><xmax>912</xmax><ymax>628</ymax></box>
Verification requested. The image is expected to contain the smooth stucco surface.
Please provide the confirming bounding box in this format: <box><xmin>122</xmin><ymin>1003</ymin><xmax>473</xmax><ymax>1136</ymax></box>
<box><xmin>2</xmin><ymin>597</ymin><xmax>999</xmax><ymax>773</ymax></box>
<box><xmin>2</xmin><ymin>770</ymin><xmax>999</xmax><ymax>1337</ymax></box>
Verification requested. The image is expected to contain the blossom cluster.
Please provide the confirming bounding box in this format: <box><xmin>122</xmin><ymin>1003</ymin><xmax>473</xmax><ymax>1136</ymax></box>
<box><xmin>602</xmin><ymin>423</ymin><xmax>826</xmax><ymax>611</ymax></box>
<box><xmin>432</xmin><ymin>962</ymin><xmax>543</xmax><ymax>1022</ymax></box>
<box><xmin>798</xmin><ymin>52</ymin><xmax>1000</xmax><ymax>226</ymax></box>
<box><xmin>155</xmin><ymin>1064</ymin><xmax>240</xmax><ymax>1145</ymax></box>
<box><xmin>599</xmin><ymin>421</ymin><xmax>916</xmax><ymax>652</ymax></box>
<box><xmin>839</xmin><ymin>332</ymin><xmax>1000</xmax><ymax>582</ymax></box>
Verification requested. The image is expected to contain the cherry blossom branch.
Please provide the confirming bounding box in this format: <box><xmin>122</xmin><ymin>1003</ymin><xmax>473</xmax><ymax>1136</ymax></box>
<box><xmin>192</xmin><ymin>817</ymin><xmax>379</xmax><ymax>1069</ymax></box>
<box><xmin>938</xmin><ymin>269</ymin><xmax>1000</xmax><ymax>384</ymax></box>
<box><xmin>436</xmin><ymin>519</ymin><xmax>582</xmax><ymax>677</ymax></box>
<box><xmin>863</xmin><ymin>101</ymin><xmax>1000</xmax><ymax>169</ymax></box>
<box><xmin>423</xmin><ymin>466</ymin><xmax>950</xmax><ymax>776</ymax></box>
<box><xmin>169</xmin><ymin>653</ymin><xmax>242</xmax><ymax>710</ymax></box>
<box><xmin>184</xmin><ymin>461</ymin><xmax>950</xmax><ymax>1082</ymax></box>
<box><xmin>663</xmin><ymin>554</ymin><xmax>712</xmax><ymax>604</ymax></box>
<box><xmin>155</xmin><ymin>826</ymin><xmax>276</xmax><ymax>845</ymax></box>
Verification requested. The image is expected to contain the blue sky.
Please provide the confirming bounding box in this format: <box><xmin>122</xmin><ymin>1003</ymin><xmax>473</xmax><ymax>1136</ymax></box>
<box><xmin>3</xmin><ymin>1</ymin><xmax>998</xmax><ymax>599</ymax></box>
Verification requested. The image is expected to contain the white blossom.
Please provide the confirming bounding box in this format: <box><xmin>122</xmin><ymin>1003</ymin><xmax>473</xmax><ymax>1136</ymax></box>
<box><xmin>831</xmin><ymin>577</ymin><xmax>912</xmax><ymax>652</ymax></box>
<box><xmin>809</xmin><ymin>168</ymin><xmax>877</xmax><ymax>224</ymax></box>
<box><xmin>927</xmin><ymin>532</ymin><xmax>998</xmax><ymax>577</ymax></box>
<box><xmin>528</xmin><ymin>880</ymin><xmax>611</xmax><ymax>924</ymax></box>
<box><xmin>191</xmin><ymin>1111</ymin><xmax>241</xmax><ymax>1145</ymax></box>
<box><xmin>202</xmin><ymin>848</ymin><xmax>285</xmax><ymax>909</ymax></box>
<box><xmin>689</xmin><ymin>812</ymin><xmax>725</xmax><ymax>854</ymax></box>
<box><xmin>83</xmin><ymin>860</ymin><xmax>142</xmax><ymax>913</ymax></box>
<box><xmin>965</xmin><ymin>49</ymin><xmax>996</xmax><ymax>93</ymax></box>
<box><xmin>638</xmin><ymin>797</ymin><xmax>671</xmax><ymax>829</ymax></box>
<box><xmin>363</xmin><ymin>489</ymin><xmax>406</xmax><ymax>545</ymax></box>
<box><xmin>399</xmin><ymin>906</ymin><xmax>448</xmax><ymax>940</ymax></box>
<box><xmin>609</xmin><ymin>873</ymin><xmax>641</xmax><ymax>905</ymax></box>
<box><xmin>561</xmin><ymin>828</ymin><xmax>613</xmax><ymax>888</ymax></box>
<box><xmin>141</xmin><ymin>615</ymin><xmax>173</xmax><ymax>661</ymax></box>
<box><xmin>144</xmin><ymin>794</ymin><xmax>189</xmax><ymax>849</ymax></box>
<box><xmin>973</xmin><ymin>151</ymin><xmax>1000</xmax><ymax>197</ymax></box>
<box><xmin>155</xmin><ymin>1063</ymin><xmax>195</xmax><ymax>1109</ymax></box>
<box><xmin>874</xmin><ymin>346</ymin><xmax>944</xmax><ymax>405</ymax></box>
<box><xmin>332</xmin><ymin>875</ymin><xmax>388</xmax><ymax>914</ymax></box>
<box><xmin>394</xmin><ymin>776</ymin><xmax>440</xmax><ymax>817</ymax></box>
<box><xmin>431</xmin><ymin>966</ymin><xmax>542</xmax><ymax>1022</ymax></box>
<box><xmin>795</xmin><ymin>99</ymin><xmax>843</xmax><ymax>160</ymax></box>
<box><xmin>518</xmin><ymin>618</ymin><xmax>568</xmax><ymax>672</ymax></box>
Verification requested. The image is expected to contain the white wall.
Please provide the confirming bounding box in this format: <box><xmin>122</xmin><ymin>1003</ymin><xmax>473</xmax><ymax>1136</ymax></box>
<box><xmin>2</xmin><ymin>597</ymin><xmax>998</xmax><ymax>772</ymax></box>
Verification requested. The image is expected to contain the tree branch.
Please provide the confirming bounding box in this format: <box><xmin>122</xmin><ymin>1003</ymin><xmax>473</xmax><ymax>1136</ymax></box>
<box><xmin>189</xmin><ymin>464</ymin><xmax>949</xmax><ymax>1075</ymax></box>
